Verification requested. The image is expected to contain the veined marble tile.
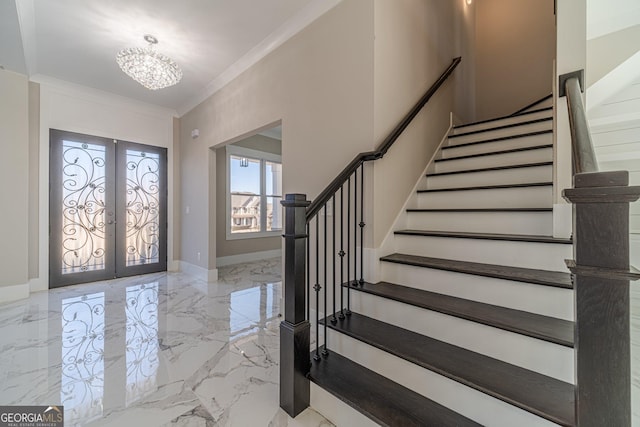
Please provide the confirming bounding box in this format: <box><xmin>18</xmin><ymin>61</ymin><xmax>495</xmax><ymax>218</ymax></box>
<box><xmin>0</xmin><ymin>258</ymin><xmax>332</xmax><ymax>426</ymax></box>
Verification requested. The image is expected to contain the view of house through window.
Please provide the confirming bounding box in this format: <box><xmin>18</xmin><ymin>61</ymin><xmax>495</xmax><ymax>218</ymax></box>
<box><xmin>227</xmin><ymin>142</ymin><xmax>282</xmax><ymax>236</ymax></box>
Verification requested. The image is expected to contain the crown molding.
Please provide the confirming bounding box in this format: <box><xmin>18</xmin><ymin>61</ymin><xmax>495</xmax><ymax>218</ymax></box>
<box><xmin>14</xmin><ymin>0</ymin><xmax>37</xmax><ymax>75</ymax></box>
<box><xmin>177</xmin><ymin>0</ymin><xmax>343</xmax><ymax>117</ymax></box>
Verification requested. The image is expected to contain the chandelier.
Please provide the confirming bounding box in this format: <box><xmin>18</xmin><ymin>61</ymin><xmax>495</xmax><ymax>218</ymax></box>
<box><xmin>116</xmin><ymin>35</ymin><xmax>182</xmax><ymax>90</ymax></box>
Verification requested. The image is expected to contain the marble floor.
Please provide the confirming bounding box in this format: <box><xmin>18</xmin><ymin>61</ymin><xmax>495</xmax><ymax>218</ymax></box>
<box><xmin>0</xmin><ymin>258</ymin><xmax>333</xmax><ymax>427</ymax></box>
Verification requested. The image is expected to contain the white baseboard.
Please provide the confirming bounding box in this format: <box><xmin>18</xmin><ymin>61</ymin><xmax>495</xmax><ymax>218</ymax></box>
<box><xmin>179</xmin><ymin>261</ymin><xmax>219</xmax><ymax>283</ymax></box>
<box><xmin>0</xmin><ymin>282</ymin><xmax>30</xmax><ymax>303</ymax></box>
<box><xmin>216</xmin><ymin>249</ymin><xmax>282</xmax><ymax>267</ymax></box>
<box><xmin>168</xmin><ymin>260</ymin><xmax>180</xmax><ymax>272</ymax></box>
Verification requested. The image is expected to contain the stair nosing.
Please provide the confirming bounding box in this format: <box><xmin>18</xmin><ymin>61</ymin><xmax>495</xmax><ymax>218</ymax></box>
<box><xmin>441</xmin><ymin>130</ymin><xmax>552</xmax><ymax>151</ymax></box>
<box><xmin>345</xmin><ymin>280</ymin><xmax>574</xmax><ymax>347</ymax></box>
<box><xmin>454</xmin><ymin>106</ymin><xmax>552</xmax><ymax>130</ymax></box>
<box><xmin>321</xmin><ymin>313</ymin><xmax>575</xmax><ymax>426</ymax></box>
<box><xmin>449</xmin><ymin>117</ymin><xmax>553</xmax><ymax>139</ymax></box>
<box><xmin>406</xmin><ymin>207</ymin><xmax>552</xmax><ymax>213</ymax></box>
<box><xmin>428</xmin><ymin>161</ymin><xmax>552</xmax><ymax>177</ymax></box>
<box><xmin>380</xmin><ymin>251</ymin><xmax>572</xmax><ymax>289</ymax></box>
<box><xmin>435</xmin><ymin>144</ymin><xmax>553</xmax><ymax>162</ymax></box>
<box><xmin>417</xmin><ymin>182</ymin><xmax>552</xmax><ymax>193</ymax></box>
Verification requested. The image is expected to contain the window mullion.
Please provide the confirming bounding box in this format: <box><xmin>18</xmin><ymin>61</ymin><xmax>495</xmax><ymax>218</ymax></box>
<box><xmin>260</xmin><ymin>159</ymin><xmax>267</xmax><ymax>232</ymax></box>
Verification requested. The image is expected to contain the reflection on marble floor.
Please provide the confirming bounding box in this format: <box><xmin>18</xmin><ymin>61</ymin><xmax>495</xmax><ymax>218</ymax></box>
<box><xmin>0</xmin><ymin>257</ymin><xmax>333</xmax><ymax>427</ymax></box>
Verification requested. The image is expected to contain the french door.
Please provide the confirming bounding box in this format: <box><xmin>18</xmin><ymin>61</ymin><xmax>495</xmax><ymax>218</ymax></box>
<box><xmin>49</xmin><ymin>129</ymin><xmax>167</xmax><ymax>287</ymax></box>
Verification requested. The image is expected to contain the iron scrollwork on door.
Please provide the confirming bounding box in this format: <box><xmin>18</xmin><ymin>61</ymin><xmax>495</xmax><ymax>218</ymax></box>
<box><xmin>61</xmin><ymin>141</ymin><xmax>108</xmax><ymax>274</ymax></box>
<box><xmin>125</xmin><ymin>150</ymin><xmax>161</xmax><ymax>267</ymax></box>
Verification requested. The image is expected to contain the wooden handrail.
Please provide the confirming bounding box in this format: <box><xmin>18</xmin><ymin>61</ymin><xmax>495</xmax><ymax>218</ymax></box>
<box><xmin>306</xmin><ymin>57</ymin><xmax>461</xmax><ymax>221</ymax></box>
<box><xmin>560</xmin><ymin>71</ymin><xmax>598</xmax><ymax>173</ymax></box>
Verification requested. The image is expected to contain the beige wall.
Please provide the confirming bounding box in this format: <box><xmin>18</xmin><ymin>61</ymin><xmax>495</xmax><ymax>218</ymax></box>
<box><xmin>173</xmin><ymin>117</ymin><xmax>181</xmax><ymax>262</ymax></box>
<box><xmin>371</xmin><ymin>0</ymin><xmax>457</xmax><ymax>246</ymax></box>
<box><xmin>179</xmin><ymin>0</ymin><xmax>376</xmax><ymax>271</ymax></box>
<box><xmin>475</xmin><ymin>0</ymin><xmax>556</xmax><ymax>120</ymax></box>
<box><xmin>215</xmin><ymin>134</ymin><xmax>282</xmax><ymax>258</ymax></box>
<box><xmin>28</xmin><ymin>82</ymin><xmax>40</xmax><ymax>280</ymax></box>
<box><xmin>454</xmin><ymin>0</ymin><xmax>477</xmax><ymax>123</ymax></box>
<box><xmin>0</xmin><ymin>70</ymin><xmax>30</xmax><ymax>295</ymax></box>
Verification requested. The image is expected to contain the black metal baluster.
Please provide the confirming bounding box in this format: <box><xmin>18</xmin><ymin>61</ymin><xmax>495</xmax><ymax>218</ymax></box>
<box><xmin>359</xmin><ymin>164</ymin><xmax>365</xmax><ymax>286</ymax></box>
<box><xmin>332</xmin><ymin>194</ymin><xmax>337</xmax><ymax>324</ymax></box>
<box><xmin>346</xmin><ymin>177</ymin><xmax>352</xmax><ymax>315</ymax></box>
<box><xmin>306</xmin><ymin>222</ymin><xmax>310</xmax><ymax>322</ymax></box>
<box><xmin>353</xmin><ymin>168</ymin><xmax>358</xmax><ymax>287</ymax></box>
<box><xmin>322</xmin><ymin>205</ymin><xmax>329</xmax><ymax>357</ymax></box>
<box><xmin>313</xmin><ymin>217</ymin><xmax>321</xmax><ymax>361</ymax></box>
<box><xmin>339</xmin><ymin>186</ymin><xmax>345</xmax><ymax>320</ymax></box>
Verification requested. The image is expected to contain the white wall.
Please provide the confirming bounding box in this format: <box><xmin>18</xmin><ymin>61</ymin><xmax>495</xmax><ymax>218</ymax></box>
<box><xmin>31</xmin><ymin>77</ymin><xmax>176</xmax><ymax>293</ymax></box>
<box><xmin>0</xmin><ymin>70</ymin><xmax>30</xmax><ymax>301</ymax></box>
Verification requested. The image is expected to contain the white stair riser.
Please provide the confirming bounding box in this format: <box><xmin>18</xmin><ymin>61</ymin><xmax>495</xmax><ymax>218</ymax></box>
<box><xmin>416</xmin><ymin>186</ymin><xmax>552</xmax><ymax>209</ymax></box>
<box><xmin>381</xmin><ymin>262</ymin><xmax>573</xmax><ymax>320</ymax></box>
<box><xmin>350</xmin><ymin>291</ymin><xmax>574</xmax><ymax>383</ymax></box>
<box><xmin>393</xmin><ymin>235</ymin><xmax>572</xmax><ymax>271</ymax></box>
<box><xmin>326</xmin><ymin>331</ymin><xmax>560</xmax><ymax>427</ymax></box>
<box><xmin>441</xmin><ymin>133</ymin><xmax>552</xmax><ymax>159</ymax></box>
<box><xmin>434</xmin><ymin>147</ymin><xmax>553</xmax><ymax>173</ymax></box>
<box><xmin>406</xmin><ymin>211</ymin><xmax>553</xmax><ymax>235</ymax></box>
<box><xmin>427</xmin><ymin>165</ymin><xmax>552</xmax><ymax>189</ymax></box>
<box><xmin>448</xmin><ymin>121</ymin><xmax>552</xmax><ymax>146</ymax></box>
<box><xmin>310</xmin><ymin>385</ymin><xmax>379</xmax><ymax>427</ymax></box>
<box><xmin>452</xmin><ymin>110</ymin><xmax>552</xmax><ymax>135</ymax></box>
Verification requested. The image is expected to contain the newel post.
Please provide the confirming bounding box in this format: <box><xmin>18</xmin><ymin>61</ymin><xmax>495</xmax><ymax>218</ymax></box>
<box><xmin>563</xmin><ymin>171</ymin><xmax>640</xmax><ymax>427</ymax></box>
<box><xmin>279</xmin><ymin>194</ymin><xmax>311</xmax><ymax>417</ymax></box>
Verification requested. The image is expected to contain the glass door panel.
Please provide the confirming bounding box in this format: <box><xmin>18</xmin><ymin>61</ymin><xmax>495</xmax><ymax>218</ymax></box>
<box><xmin>50</xmin><ymin>130</ymin><xmax>116</xmax><ymax>287</ymax></box>
<box><xmin>116</xmin><ymin>141</ymin><xmax>167</xmax><ymax>276</ymax></box>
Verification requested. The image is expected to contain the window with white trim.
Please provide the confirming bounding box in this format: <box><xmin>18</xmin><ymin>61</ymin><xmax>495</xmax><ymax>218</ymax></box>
<box><xmin>226</xmin><ymin>145</ymin><xmax>282</xmax><ymax>239</ymax></box>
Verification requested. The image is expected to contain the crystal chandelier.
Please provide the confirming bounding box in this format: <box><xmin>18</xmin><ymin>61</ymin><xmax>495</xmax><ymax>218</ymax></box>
<box><xmin>116</xmin><ymin>35</ymin><xmax>182</xmax><ymax>90</ymax></box>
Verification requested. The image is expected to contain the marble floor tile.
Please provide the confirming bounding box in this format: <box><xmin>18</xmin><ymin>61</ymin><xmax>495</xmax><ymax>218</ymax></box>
<box><xmin>0</xmin><ymin>258</ymin><xmax>332</xmax><ymax>427</ymax></box>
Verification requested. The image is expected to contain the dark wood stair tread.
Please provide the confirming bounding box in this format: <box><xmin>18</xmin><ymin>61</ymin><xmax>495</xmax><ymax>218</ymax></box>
<box><xmin>454</xmin><ymin>106</ymin><xmax>552</xmax><ymax>130</ymax></box>
<box><xmin>434</xmin><ymin>143</ymin><xmax>553</xmax><ymax>162</ymax></box>
<box><xmin>449</xmin><ymin>117</ymin><xmax>552</xmax><ymax>139</ymax></box>
<box><xmin>441</xmin><ymin>130</ymin><xmax>552</xmax><ymax>151</ymax></box>
<box><xmin>418</xmin><ymin>182</ymin><xmax>552</xmax><ymax>193</ymax></box>
<box><xmin>347</xmin><ymin>280</ymin><xmax>574</xmax><ymax>346</ymax></box>
<box><xmin>322</xmin><ymin>313</ymin><xmax>575</xmax><ymax>426</ymax></box>
<box><xmin>394</xmin><ymin>230</ymin><xmax>572</xmax><ymax>245</ymax></box>
<box><xmin>381</xmin><ymin>252</ymin><xmax>572</xmax><ymax>289</ymax></box>
<box><xmin>308</xmin><ymin>349</ymin><xmax>481</xmax><ymax>427</ymax></box>
<box><xmin>407</xmin><ymin>207</ymin><xmax>552</xmax><ymax>212</ymax></box>
<box><xmin>428</xmin><ymin>161</ymin><xmax>552</xmax><ymax>177</ymax></box>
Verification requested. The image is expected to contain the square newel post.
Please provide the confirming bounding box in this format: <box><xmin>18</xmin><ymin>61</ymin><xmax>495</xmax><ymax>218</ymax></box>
<box><xmin>280</xmin><ymin>194</ymin><xmax>311</xmax><ymax>418</ymax></box>
<box><xmin>563</xmin><ymin>171</ymin><xmax>640</xmax><ymax>427</ymax></box>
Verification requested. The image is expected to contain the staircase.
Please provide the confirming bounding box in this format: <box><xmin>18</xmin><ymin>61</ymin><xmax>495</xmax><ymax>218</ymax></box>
<box><xmin>307</xmin><ymin>100</ymin><xmax>581</xmax><ymax>426</ymax></box>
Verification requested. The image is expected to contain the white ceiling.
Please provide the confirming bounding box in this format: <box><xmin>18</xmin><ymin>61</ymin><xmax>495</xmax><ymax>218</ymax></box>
<box><xmin>0</xmin><ymin>0</ymin><xmax>340</xmax><ymax>115</ymax></box>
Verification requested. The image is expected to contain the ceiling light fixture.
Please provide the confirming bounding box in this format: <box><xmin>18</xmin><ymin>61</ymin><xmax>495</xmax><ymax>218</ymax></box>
<box><xmin>116</xmin><ymin>34</ymin><xmax>182</xmax><ymax>90</ymax></box>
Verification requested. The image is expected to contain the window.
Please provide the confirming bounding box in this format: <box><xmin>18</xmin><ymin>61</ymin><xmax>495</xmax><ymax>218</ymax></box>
<box><xmin>226</xmin><ymin>145</ymin><xmax>282</xmax><ymax>239</ymax></box>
